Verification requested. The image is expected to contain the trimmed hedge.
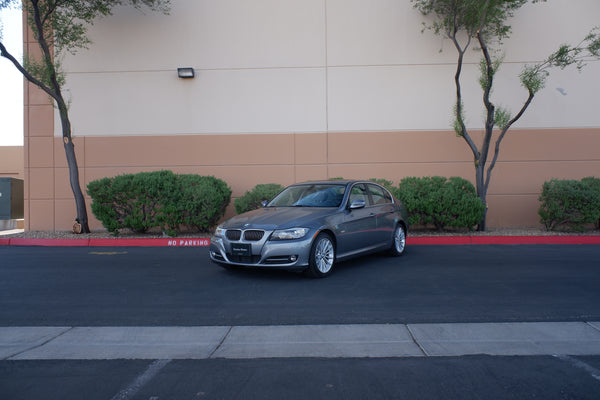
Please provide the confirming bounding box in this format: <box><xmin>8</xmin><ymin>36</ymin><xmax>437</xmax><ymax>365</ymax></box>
<box><xmin>582</xmin><ymin>177</ymin><xmax>600</xmax><ymax>229</ymax></box>
<box><xmin>87</xmin><ymin>171</ymin><xmax>231</xmax><ymax>236</ymax></box>
<box><xmin>538</xmin><ymin>178</ymin><xmax>600</xmax><ymax>231</ymax></box>
<box><xmin>234</xmin><ymin>183</ymin><xmax>284</xmax><ymax>214</ymax></box>
<box><xmin>394</xmin><ymin>176</ymin><xmax>485</xmax><ymax>230</ymax></box>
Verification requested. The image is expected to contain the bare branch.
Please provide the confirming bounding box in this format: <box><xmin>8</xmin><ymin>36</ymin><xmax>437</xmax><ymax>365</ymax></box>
<box><xmin>485</xmin><ymin>90</ymin><xmax>535</xmax><ymax>193</ymax></box>
<box><xmin>0</xmin><ymin>40</ymin><xmax>58</xmax><ymax>100</ymax></box>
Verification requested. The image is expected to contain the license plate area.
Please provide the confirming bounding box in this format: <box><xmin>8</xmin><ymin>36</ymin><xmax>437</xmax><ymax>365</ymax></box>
<box><xmin>231</xmin><ymin>243</ymin><xmax>252</xmax><ymax>257</ymax></box>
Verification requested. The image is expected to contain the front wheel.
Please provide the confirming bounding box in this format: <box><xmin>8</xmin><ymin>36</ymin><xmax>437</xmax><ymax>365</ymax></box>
<box><xmin>306</xmin><ymin>232</ymin><xmax>335</xmax><ymax>278</ymax></box>
<box><xmin>389</xmin><ymin>224</ymin><xmax>406</xmax><ymax>257</ymax></box>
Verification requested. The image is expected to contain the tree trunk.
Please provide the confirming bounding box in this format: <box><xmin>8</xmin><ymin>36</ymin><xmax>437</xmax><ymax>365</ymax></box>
<box><xmin>475</xmin><ymin>163</ymin><xmax>487</xmax><ymax>232</ymax></box>
<box><xmin>57</xmin><ymin>101</ymin><xmax>90</xmax><ymax>233</ymax></box>
<box><xmin>63</xmin><ymin>138</ymin><xmax>90</xmax><ymax>233</ymax></box>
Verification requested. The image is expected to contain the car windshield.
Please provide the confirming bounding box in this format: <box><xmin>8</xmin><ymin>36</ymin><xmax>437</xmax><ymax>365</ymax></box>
<box><xmin>267</xmin><ymin>184</ymin><xmax>346</xmax><ymax>207</ymax></box>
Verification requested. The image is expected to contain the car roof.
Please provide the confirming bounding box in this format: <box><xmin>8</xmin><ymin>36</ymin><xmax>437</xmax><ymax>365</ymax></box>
<box><xmin>291</xmin><ymin>180</ymin><xmax>373</xmax><ymax>186</ymax></box>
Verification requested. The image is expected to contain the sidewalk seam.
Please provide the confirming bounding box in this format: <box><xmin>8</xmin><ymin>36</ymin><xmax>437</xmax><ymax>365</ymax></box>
<box><xmin>4</xmin><ymin>326</ymin><xmax>74</xmax><ymax>361</ymax></box>
<box><xmin>208</xmin><ymin>326</ymin><xmax>233</xmax><ymax>358</ymax></box>
<box><xmin>586</xmin><ymin>321</ymin><xmax>600</xmax><ymax>333</ymax></box>
<box><xmin>406</xmin><ymin>324</ymin><xmax>429</xmax><ymax>357</ymax></box>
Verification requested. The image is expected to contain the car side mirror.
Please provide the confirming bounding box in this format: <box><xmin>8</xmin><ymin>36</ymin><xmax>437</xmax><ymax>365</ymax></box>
<box><xmin>261</xmin><ymin>200</ymin><xmax>269</xmax><ymax>207</ymax></box>
<box><xmin>349</xmin><ymin>199</ymin><xmax>366</xmax><ymax>209</ymax></box>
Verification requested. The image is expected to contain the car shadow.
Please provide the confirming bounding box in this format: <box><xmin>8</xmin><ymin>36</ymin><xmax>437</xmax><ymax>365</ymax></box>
<box><xmin>218</xmin><ymin>265</ymin><xmax>306</xmax><ymax>281</ymax></box>
<box><xmin>216</xmin><ymin>250</ymin><xmax>402</xmax><ymax>281</ymax></box>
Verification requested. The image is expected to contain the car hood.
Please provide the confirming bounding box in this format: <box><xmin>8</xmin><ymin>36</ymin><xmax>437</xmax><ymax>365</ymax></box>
<box><xmin>220</xmin><ymin>207</ymin><xmax>335</xmax><ymax>230</ymax></box>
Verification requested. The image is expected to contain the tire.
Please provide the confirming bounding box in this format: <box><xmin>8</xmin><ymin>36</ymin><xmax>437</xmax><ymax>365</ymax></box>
<box><xmin>389</xmin><ymin>224</ymin><xmax>406</xmax><ymax>257</ymax></box>
<box><xmin>306</xmin><ymin>232</ymin><xmax>335</xmax><ymax>278</ymax></box>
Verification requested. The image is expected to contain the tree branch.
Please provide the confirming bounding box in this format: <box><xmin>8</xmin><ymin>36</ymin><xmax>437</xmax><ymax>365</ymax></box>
<box><xmin>41</xmin><ymin>0</ymin><xmax>61</xmax><ymax>26</ymax></box>
<box><xmin>450</xmin><ymin>35</ymin><xmax>479</xmax><ymax>160</ymax></box>
<box><xmin>477</xmin><ymin>30</ymin><xmax>495</xmax><ymax>170</ymax></box>
<box><xmin>484</xmin><ymin>90</ymin><xmax>535</xmax><ymax>193</ymax></box>
<box><xmin>0</xmin><ymin>40</ymin><xmax>58</xmax><ymax>101</ymax></box>
<box><xmin>28</xmin><ymin>0</ymin><xmax>69</xmax><ymax>139</ymax></box>
<box><xmin>30</xmin><ymin>0</ymin><xmax>54</xmax><ymax>64</ymax></box>
<box><xmin>477</xmin><ymin>0</ymin><xmax>491</xmax><ymax>33</ymax></box>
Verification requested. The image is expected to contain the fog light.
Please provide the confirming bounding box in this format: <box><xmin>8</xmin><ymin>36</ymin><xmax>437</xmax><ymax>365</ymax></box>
<box><xmin>289</xmin><ymin>255</ymin><xmax>298</xmax><ymax>262</ymax></box>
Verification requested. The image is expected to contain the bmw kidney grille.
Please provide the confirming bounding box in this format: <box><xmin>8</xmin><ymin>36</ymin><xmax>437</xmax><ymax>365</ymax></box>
<box><xmin>226</xmin><ymin>229</ymin><xmax>264</xmax><ymax>241</ymax></box>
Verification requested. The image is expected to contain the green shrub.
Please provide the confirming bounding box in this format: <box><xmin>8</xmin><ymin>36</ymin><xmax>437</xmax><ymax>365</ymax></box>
<box><xmin>177</xmin><ymin>175</ymin><xmax>232</xmax><ymax>232</ymax></box>
<box><xmin>581</xmin><ymin>177</ymin><xmax>600</xmax><ymax>229</ymax></box>
<box><xmin>87</xmin><ymin>171</ymin><xmax>231</xmax><ymax>236</ymax></box>
<box><xmin>395</xmin><ymin>176</ymin><xmax>485</xmax><ymax>230</ymax></box>
<box><xmin>581</xmin><ymin>176</ymin><xmax>600</xmax><ymax>192</ymax></box>
<box><xmin>234</xmin><ymin>183</ymin><xmax>284</xmax><ymax>214</ymax></box>
<box><xmin>538</xmin><ymin>178</ymin><xmax>600</xmax><ymax>231</ymax></box>
<box><xmin>86</xmin><ymin>177</ymin><xmax>122</xmax><ymax>233</ymax></box>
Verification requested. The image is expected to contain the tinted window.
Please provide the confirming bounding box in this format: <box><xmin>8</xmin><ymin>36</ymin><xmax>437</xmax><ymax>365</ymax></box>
<box><xmin>348</xmin><ymin>184</ymin><xmax>371</xmax><ymax>206</ymax></box>
<box><xmin>368</xmin><ymin>184</ymin><xmax>392</xmax><ymax>205</ymax></box>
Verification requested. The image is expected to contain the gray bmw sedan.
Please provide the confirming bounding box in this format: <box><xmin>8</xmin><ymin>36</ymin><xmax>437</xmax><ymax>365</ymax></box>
<box><xmin>209</xmin><ymin>180</ymin><xmax>409</xmax><ymax>277</ymax></box>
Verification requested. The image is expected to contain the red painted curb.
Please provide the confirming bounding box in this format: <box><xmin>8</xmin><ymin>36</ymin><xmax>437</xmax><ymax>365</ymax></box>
<box><xmin>1</xmin><ymin>237</ymin><xmax>211</xmax><ymax>247</ymax></box>
<box><xmin>7</xmin><ymin>238</ymin><xmax>90</xmax><ymax>247</ymax></box>
<box><xmin>1</xmin><ymin>236</ymin><xmax>599</xmax><ymax>247</ymax></box>
<box><xmin>406</xmin><ymin>236</ymin><xmax>473</xmax><ymax>245</ymax></box>
<box><xmin>408</xmin><ymin>236</ymin><xmax>600</xmax><ymax>245</ymax></box>
<box><xmin>89</xmin><ymin>238</ymin><xmax>211</xmax><ymax>247</ymax></box>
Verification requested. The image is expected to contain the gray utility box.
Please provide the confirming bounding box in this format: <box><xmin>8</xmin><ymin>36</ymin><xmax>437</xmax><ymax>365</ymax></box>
<box><xmin>0</xmin><ymin>178</ymin><xmax>24</xmax><ymax>220</ymax></box>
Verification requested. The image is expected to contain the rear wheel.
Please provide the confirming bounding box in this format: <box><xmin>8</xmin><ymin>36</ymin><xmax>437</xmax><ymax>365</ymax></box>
<box><xmin>389</xmin><ymin>224</ymin><xmax>406</xmax><ymax>256</ymax></box>
<box><xmin>306</xmin><ymin>232</ymin><xmax>335</xmax><ymax>278</ymax></box>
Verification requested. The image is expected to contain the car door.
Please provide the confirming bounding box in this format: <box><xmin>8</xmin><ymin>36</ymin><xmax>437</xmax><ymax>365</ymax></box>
<box><xmin>336</xmin><ymin>183</ymin><xmax>379</xmax><ymax>257</ymax></box>
<box><xmin>367</xmin><ymin>183</ymin><xmax>396</xmax><ymax>245</ymax></box>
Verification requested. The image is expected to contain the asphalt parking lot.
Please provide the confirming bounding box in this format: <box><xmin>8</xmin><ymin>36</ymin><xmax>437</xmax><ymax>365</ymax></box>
<box><xmin>2</xmin><ymin>356</ymin><xmax>600</xmax><ymax>400</ymax></box>
<box><xmin>1</xmin><ymin>244</ymin><xmax>599</xmax><ymax>399</ymax></box>
<box><xmin>1</xmin><ymin>245</ymin><xmax>600</xmax><ymax>326</ymax></box>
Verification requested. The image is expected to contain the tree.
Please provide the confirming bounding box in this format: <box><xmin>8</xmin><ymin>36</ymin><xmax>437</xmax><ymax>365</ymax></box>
<box><xmin>0</xmin><ymin>0</ymin><xmax>170</xmax><ymax>233</ymax></box>
<box><xmin>411</xmin><ymin>0</ymin><xmax>600</xmax><ymax>230</ymax></box>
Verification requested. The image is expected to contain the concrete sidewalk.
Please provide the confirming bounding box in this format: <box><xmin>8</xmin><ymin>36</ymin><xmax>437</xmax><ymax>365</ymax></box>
<box><xmin>2</xmin><ymin>322</ymin><xmax>600</xmax><ymax>360</ymax></box>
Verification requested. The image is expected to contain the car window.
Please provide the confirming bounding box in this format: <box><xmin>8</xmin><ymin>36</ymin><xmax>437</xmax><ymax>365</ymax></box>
<box><xmin>368</xmin><ymin>184</ymin><xmax>392</xmax><ymax>205</ymax></box>
<box><xmin>268</xmin><ymin>184</ymin><xmax>346</xmax><ymax>207</ymax></box>
<box><xmin>348</xmin><ymin>184</ymin><xmax>371</xmax><ymax>206</ymax></box>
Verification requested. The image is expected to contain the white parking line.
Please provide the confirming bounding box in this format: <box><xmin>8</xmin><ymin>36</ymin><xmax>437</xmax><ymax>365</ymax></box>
<box><xmin>110</xmin><ymin>359</ymin><xmax>172</xmax><ymax>400</ymax></box>
<box><xmin>554</xmin><ymin>355</ymin><xmax>600</xmax><ymax>382</ymax></box>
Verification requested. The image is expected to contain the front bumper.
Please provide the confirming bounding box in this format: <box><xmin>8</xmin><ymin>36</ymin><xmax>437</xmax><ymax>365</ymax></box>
<box><xmin>209</xmin><ymin>231</ymin><xmax>315</xmax><ymax>269</ymax></box>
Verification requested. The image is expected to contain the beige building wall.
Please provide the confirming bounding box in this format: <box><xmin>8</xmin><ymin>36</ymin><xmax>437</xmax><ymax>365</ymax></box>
<box><xmin>21</xmin><ymin>128</ymin><xmax>600</xmax><ymax>231</ymax></box>
<box><xmin>22</xmin><ymin>8</ymin><xmax>58</xmax><ymax>231</ymax></box>
<box><xmin>0</xmin><ymin>147</ymin><xmax>23</xmax><ymax>179</ymax></box>
<box><xmin>22</xmin><ymin>0</ymin><xmax>600</xmax><ymax>231</ymax></box>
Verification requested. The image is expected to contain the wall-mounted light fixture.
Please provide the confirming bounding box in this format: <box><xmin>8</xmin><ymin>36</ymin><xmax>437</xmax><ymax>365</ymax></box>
<box><xmin>177</xmin><ymin>67</ymin><xmax>195</xmax><ymax>79</ymax></box>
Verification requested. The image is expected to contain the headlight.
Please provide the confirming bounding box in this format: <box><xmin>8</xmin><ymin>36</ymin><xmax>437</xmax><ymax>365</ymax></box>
<box><xmin>270</xmin><ymin>227</ymin><xmax>310</xmax><ymax>240</ymax></box>
<box><xmin>214</xmin><ymin>226</ymin><xmax>226</xmax><ymax>237</ymax></box>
